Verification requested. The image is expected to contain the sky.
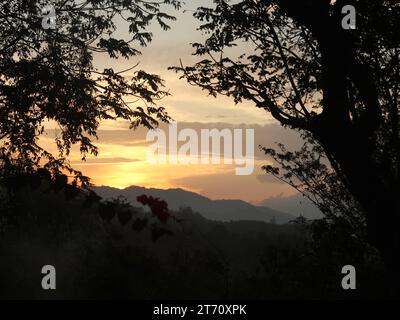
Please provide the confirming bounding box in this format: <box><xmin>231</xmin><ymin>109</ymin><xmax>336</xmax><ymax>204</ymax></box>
<box><xmin>43</xmin><ymin>1</ymin><xmax>304</xmax><ymax>203</ymax></box>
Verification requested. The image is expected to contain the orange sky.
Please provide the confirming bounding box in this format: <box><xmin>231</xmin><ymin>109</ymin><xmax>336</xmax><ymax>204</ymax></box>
<box><xmin>42</xmin><ymin>1</ymin><xmax>303</xmax><ymax>203</ymax></box>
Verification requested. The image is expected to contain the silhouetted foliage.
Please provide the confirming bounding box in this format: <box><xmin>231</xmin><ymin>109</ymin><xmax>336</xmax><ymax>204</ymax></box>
<box><xmin>0</xmin><ymin>0</ymin><xmax>181</xmax><ymax>183</ymax></box>
<box><xmin>132</xmin><ymin>217</ymin><xmax>148</xmax><ymax>232</ymax></box>
<box><xmin>137</xmin><ymin>194</ymin><xmax>171</xmax><ymax>223</ymax></box>
<box><xmin>99</xmin><ymin>201</ymin><xmax>117</xmax><ymax>223</ymax></box>
<box><xmin>136</xmin><ymin>194</ymin><xmax>174</xmax><ymax>242</ymax></box>
<box><xmin>0</xmin><ymin>184</ymin><xmax>395</xmax><ymax>299</ymax></box>
<box><xmin>172</xmin><ymin>0</ymin><xmax>400</xmax><ymax>271</ymax></box>
<box><xmin>262</xmin><ymin>138</ymin><xmax>365</xmax><ymax>238</ymax></box>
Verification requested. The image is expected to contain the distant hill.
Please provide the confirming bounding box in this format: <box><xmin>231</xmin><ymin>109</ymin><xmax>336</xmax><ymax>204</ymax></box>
<box><xmin>259</xmin><ymin>193</ymin><xmax>323</xmax><ymax>220</ymax></box>
<box><xmin>93</xmin><ymin>186</ymin><xmax>295</xmax><ymax>224</ymax></box>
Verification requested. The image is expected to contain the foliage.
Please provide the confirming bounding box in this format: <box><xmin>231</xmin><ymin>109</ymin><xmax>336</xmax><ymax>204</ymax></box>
<box><xmin>261</xmin><ymin>137</ymin><xmax>365</xmax><ymax>238</ymax></box>
<box><xmin>0</xmin><ymin>169</ymin><xmax>177</xmax><ymax>247</ymax></box>
<box><xmin>171</xmin><ymin>0</ymin><xmax>400</xmax><ymax>265</ymax></box>
<box><xmin>0</xmin><ymin>181</ymin><xmax>394</xmax><ymax>299</ymax></box>
<box><xmin>0</xmin><ymin>0</ymin><xmax>181</xmax><ymax>183</ymax></box>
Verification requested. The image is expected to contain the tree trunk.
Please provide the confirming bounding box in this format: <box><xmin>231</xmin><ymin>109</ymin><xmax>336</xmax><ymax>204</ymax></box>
<box><xmin>317</xmin><ymin>125</ymin><xmax>400</xmax><ymax>278</ymax></box>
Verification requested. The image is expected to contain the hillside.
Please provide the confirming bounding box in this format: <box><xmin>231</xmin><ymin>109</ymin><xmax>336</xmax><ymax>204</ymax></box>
<box><xmin>260</xmin><ymin>193</ymin><xmax>323</xmax><ymax>220</ymax></box>
<box><xmin>93</xmin><ymin>185</ymin><xmax>295</xmax><ymax>224</ymax></box>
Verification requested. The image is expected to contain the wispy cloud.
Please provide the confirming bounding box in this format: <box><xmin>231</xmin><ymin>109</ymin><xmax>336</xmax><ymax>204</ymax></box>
<box><xmin>71</xmin><ymin>157</ymin><xmax>141</xmax><ymax>165</ymax></box>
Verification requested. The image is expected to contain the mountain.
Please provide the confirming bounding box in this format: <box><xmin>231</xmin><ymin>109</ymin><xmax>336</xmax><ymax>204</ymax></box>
<box><xmin>92</xmin><ymin>186</ymin><xmax>295</xmax><ymax>224</ymax></box>
<box><xmin>259</xmin><ymin>193</ymin><xmax>323</xmax><ymax>220</ymax></box>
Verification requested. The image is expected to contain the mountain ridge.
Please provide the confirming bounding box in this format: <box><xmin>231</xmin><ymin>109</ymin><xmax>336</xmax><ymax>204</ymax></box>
<box><xmin>93</xmin><ymin>185</ymin><xmax>295</xmax><ymax>224</ymax></box>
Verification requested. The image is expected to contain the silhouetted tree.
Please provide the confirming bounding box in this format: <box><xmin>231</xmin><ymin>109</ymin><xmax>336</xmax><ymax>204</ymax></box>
<box><xmin>262</xmin><ymin>138</ymin><xmax>365</xmax><ymax>239</ymax></box>
<box><xmin>172</xmin><ymin>0</ymin><xmax>400</xmax><ymax>271</ymax></box>
<box><xmin>0</xmin><ymin>0</ymin><xmax>181</xmax><ymax>183</ymax></box>
<box><xmin>137</xmin><ymin>194</ymin><xmax>171</xmax><ymax>223</ymax></box>
<box><xmin>137</xmin><ymin>194</ymin><xmax>173</xmax><ymax>241</ymax></box>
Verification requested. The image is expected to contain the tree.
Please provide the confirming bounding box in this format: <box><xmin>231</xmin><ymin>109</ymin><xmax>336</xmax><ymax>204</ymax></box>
<box><xmin>172</xmin><ymin>0</ymin><xmax>400</xmax><ymax>270</ymax></box>
<box><xmin>0</xmin><ymin>0</ymin><xmax>181</xmax><ymax>184</ymax></box>
<box><xmin>262</xmin><ymin>138</ymin><xmax>365</xmax><ymax>236</ymax></box>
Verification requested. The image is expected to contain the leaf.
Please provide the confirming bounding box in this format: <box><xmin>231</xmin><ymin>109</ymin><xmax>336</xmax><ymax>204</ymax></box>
<box><xmin>132</xmin><ymin>218</ymin><xmax>148</xmax><ymax>232</ymax></box>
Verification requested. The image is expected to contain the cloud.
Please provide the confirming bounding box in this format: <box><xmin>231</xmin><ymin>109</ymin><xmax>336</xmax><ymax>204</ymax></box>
<box><xmin>171</xmin><ymin>166</ymin><xmax>294</xmax><ymax>202</ymax></box>
<box><xmin>62</xmin><ymin>121</ymin><xmax>304</xmax><ymax>154</ymax></box>
<box><xmin>256</xmin><ymin>174</ymin><xmax>285</xmax><ymax>184</ymax></box>
<box><xmin>71</xmin><ymin>157</ymin><xmax>141</xmax><ymax>165</ymax></box>
<box><xmin>206</xmin><ymin>115</ymin><xmax>226</xmax><ymax>119</ymax></box>
<box><xmin>41</xmin><ymin>120</ymin><xmax>304</xmax><ymax>202</ymax></box>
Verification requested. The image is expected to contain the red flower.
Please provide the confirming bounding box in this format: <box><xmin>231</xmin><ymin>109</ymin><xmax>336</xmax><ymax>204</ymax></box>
<box><xmin>137</xmin><ymin>195</ymin><xmax>170</xmax><ymax>223</ymax></box>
